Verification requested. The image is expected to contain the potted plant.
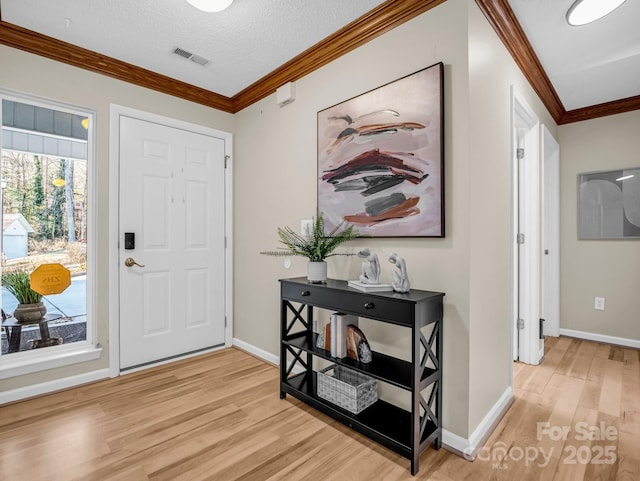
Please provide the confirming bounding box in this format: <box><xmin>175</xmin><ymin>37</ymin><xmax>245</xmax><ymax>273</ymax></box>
<box><xmin>261</xmin><ymin>212</ymin><xmax>358</xmax><ymax>283</ymax></box>
<box><xmin>2</xmin><ymin>268</ymin><xmax>46</xmax><ymax>322</ymax></box>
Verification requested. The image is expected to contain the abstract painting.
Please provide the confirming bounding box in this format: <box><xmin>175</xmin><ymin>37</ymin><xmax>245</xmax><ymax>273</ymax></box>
<box><xmin>317</xmin><ymin>63</ymin><xmax>444</xmax><ymax>237</ymax></box>
<box><xmin>578</xmin><ymin>167</ymin><xmax>640</xmax><ymax>239</ymax></box>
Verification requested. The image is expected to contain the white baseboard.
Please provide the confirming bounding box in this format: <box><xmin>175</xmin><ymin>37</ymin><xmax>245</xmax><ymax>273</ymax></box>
<box><xmin>442</xmin><ymin>386</ymin><xmax>514</xmax><ymax>460</ymax></box>
<box><xmin>233</xmin><ymin>338</ymin><xmax>279</xmax><ymax>366</ymax></box>
<box><xmin>559</xmin><ymin>329</ymin><xmax>640</xmax><ymax>349</ymax></box>
<box><xmin>0</xmin><ymin>368</ymin><xmax>110</xmax><ymax>405</ymax></box>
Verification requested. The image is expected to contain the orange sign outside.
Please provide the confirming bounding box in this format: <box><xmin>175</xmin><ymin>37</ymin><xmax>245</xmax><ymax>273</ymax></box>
<box><xmin>29</xmin><ymin>263</ymin><xmax>72</xmax><ymax>295</ymax></box>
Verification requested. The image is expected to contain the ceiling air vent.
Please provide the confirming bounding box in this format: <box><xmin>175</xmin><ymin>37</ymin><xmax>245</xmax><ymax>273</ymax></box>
<box><xmin>172</xmin><ymin>47</ymin><xmax>210</xmax><ymax>66</ymax></box>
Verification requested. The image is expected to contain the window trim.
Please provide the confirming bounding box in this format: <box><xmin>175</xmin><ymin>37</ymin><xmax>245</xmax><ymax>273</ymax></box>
<box><xmin>0</xmin><ymin>342</ymin><xmax>102</xmax><ymax>379</ymax></box>
<box><xmin>0</xmin><ymin>88</ymin><xmax>98</xmax><ymax>377</ymax></box>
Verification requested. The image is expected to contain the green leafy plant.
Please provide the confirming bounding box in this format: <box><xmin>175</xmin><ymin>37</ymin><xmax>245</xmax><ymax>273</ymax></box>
<box><xmin>261</xmin><ymin>212</ymin><xmax>358</xmax><ymax>262</ymax></box>
<box><xmin>2</xmin><ymin>269</ymin><xmax>43</xmax><ymax>304</ymax></box>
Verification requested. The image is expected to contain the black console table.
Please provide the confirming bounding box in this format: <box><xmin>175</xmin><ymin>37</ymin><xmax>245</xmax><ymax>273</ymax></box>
<box><xmin>279</xmin><ymin>277</ymin><xmax>444</xmax><ymax>475</ymax></box>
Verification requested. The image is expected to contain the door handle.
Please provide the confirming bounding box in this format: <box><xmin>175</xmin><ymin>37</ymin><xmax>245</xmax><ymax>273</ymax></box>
<box><xmin>124</xmin><ymin>257</ymin><xmax>145</xmax><ymax>268</ymax></box>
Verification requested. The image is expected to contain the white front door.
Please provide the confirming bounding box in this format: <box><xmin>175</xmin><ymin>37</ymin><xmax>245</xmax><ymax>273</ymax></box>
<box><xmin>119</xmin><ymin>116</ymin><xmax>226</xmax><ymax>369</ymax></box>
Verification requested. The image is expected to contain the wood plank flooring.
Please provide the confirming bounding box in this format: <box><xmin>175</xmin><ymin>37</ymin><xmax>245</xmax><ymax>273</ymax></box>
<box><xmin>0</xmin><ymin>337</ymin><xmax>638</xmax><ymax>480</ymax></box>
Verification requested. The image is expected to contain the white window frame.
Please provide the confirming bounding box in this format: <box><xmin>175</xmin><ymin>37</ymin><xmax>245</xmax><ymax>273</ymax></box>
<box><xmin>0</xmin><ymin>89</ymin><xmax>101</xmax><ymax>379</ymax></box>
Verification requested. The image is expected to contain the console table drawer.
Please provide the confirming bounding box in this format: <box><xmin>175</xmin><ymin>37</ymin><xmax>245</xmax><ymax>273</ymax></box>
<box><xmin>281</xmin><ymin>281</ymin><xmax>413</xmax><ymax>323</ymax></box>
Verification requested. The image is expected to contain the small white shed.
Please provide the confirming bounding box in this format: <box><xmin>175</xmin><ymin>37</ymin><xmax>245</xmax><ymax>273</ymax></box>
<box><xmin>3</xmin><ymin>213</ymin><xmax>35</xmax><ymax>260</ymax></box>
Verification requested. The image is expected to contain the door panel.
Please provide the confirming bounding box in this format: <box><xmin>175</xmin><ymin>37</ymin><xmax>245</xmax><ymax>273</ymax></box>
<box><xmin>119</xmin><ymin>116</ymin><xmax>225</xmax><ymax>369</ymax></box>
<box><xmin>512</xmin><ymin>91</ymin><xmax>542</xmax><ymax>365</ymax></box>
<box><xmin>143</xmin><ymin>176</ymin><xmax>170</xmax><ymax>248</ymax></box>
<box><xmin>143</xmin><ymin>272</ymin><xmax>171</xmax><ymax>335</ymax></box>
<box><xmin>542</xmin><ymin>125</ymin><xmax>560</xmax><ymax>337</ymax></box>
<box><xmin>185</xmin><ymin>268</ymin><xmax>209</xmax><ymax>327</ymax></box>
<box><xmin>185</xmin><ymin>180</ymin><xmax>209</xmax><ymax>248</ymax></box>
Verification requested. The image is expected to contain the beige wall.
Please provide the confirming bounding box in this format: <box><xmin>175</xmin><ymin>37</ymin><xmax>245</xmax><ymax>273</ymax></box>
<box><xmin>0</xmin><ymin>44</ymin><xmax>234</xmax><ymax>391</ymax></box>
<box><xmin>466</xmin><ymin>0</ymin><xmax>557</xmax><ymax>433</ymax></box>
<box><xmin>235</xmin><ymin>0</ymin><xmax>473</xmax><ymax>438</ymax></box>
<box><xmin>2</xmin><ymin>0</ymin><xmax>567</xmax><ymax>443</ymax></box>
<box><xmin>558</xmin><ymin>110</ymin><xmax>640</xmax><ymax>341</ymax></box>
<box><xmin>234</xmin><ymin>0</ymin><xmax>557</xmax><ymax>439</ymax></box>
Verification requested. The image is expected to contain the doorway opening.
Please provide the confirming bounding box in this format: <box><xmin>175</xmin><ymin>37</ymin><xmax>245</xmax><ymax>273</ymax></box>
<box><xmin>511</xmin><ymin>89</ymin><xmax>543</xmax><ymax>365</ymax></box>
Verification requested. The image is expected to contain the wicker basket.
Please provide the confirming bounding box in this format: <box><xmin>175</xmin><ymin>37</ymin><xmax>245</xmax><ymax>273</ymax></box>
<box><xmin>317</xmin><ymin>364</ymin><xmax>377</xmax><ymax>414</ymax></box>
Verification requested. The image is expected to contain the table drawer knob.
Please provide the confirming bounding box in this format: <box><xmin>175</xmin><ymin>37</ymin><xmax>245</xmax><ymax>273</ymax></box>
<box><xmin>301</xmin><ymin>291</ymin><xmax>310</xmax><ymax>297</ymax></box>
<box><xmin>364</xmin><ymin>302</ymin><xmax>375</xmax><ymax>309</ymax></box>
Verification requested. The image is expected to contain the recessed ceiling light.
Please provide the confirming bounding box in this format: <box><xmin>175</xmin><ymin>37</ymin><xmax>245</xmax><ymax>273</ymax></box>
<box><xmin>566</xmin><ymin>0</ymin><xmax>627</xmax><ymax>26</ymax></box>
<box><xmin>186</xmin><ymin>0</ymin><xmax>233</xmax><ymax>13</ymax></box>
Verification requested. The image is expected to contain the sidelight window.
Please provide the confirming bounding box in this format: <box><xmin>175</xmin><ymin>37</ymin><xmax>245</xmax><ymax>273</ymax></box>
<box><xmin>0</xmin><ymin>91</ymin><xmax>98</xmax><ymax>375</ymax></box>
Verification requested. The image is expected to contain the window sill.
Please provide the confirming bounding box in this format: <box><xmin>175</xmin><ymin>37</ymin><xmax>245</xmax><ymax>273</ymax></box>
<box><xmin>0</xmin><ymin>343</ymin><xmax>103</xmax><ymax>379</ymax></box>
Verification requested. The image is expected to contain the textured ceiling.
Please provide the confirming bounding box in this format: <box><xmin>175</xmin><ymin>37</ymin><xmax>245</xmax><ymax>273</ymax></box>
<box><xmin>508</xmin><ymin>0</ymin><xmax>640</xmax><ymax>111</ymax></box>
<box><xmin>0</xmin><ymin>0</ymin><xmax>387</xmax><ymax>98</ymax></box>
<box><xmin>1</xmin><ymin>0</ymin><xmax>639</xmax><ymax>113</ymax></box>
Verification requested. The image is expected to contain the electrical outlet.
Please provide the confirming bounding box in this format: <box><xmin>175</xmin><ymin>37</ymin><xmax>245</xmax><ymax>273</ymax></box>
<box><xmin>595</xmin><ymin>297</ymin><xmax>605</xmax><ymax>311</ymax></box>
<box><xmin>301</xmin><ymin>219</ymin><xmax>313</xmax><ymax>237</ymax></box>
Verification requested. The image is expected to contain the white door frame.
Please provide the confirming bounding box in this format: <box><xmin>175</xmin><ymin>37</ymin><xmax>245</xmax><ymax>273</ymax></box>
<box><xmin>511</xmin><ymin>88</ymin><xmax>542</xmax><ymax>365</ymax></box>
<box><xmin>108</xmin><ymin>105</ymin><xmax>233</xmax><ymax>377</ymax></box>
<box><xmin>541</xmin><ymin>125</ymin><xmax>560</xmax><ymax>337</ymax></box>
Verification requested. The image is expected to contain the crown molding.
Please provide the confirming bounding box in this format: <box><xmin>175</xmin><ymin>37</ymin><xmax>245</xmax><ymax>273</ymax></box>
<box><xmin>1</xmin><ymin>1</ymin><xmax>638</xmax><ymax>123</ymax></box>
<box><xmin>0</xmin><ymin>0</ymin><xmax>445</xmax><ymax>115</ymax></box>
<box><xmin>0</xmin><ymin>20</ymin><xmax>233</xmax><ymax>112</ymax></box>
<box><xmin>231</xmin><ymin>0</ymin><xmax>447</xmax><ymax>112</ymax></box>
<box><xmin>559</xmin><ymin>95</ymin><xmax>640</xmax><ymax>125</ymax></box>
<box><xmin>475</xmin><ymin>0</ymin><xmax>640</xmax><ymax>125</ymax></box>
<box><xmin>474</xmin><ymin>0</ymin><xmax>565</xmax><ymax>123</ymax></box>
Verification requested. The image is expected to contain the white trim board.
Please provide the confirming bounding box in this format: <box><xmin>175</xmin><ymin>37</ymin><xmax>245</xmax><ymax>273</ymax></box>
<box><xmin>559</xmin><ymin>329</ymin><xmax>640</xmax><ymax>349</ymax></box>
<box><xmin>0</xmin><ymin>88</ymin><xmax>100</xmax><ymax>381</ymax></box>
<box><xmin>511</xmin><ymin>87</ymin><xmax>543</xmax><ymax>365</ymax></box>
<box><xmin>0</xmin><ymin>368</ymin><xmax>109</xmax><ymax>405</ymax></box>
<box><xmin>0</xmin><ymin>345</ymin><xmax>102</xmax><ymax>380</ymax></box>
<box><xmin>233</xmin><ymin>338</ymin><xmax>279</xmax><ymax>366</ymax></box>
<box><xmin>442</xmin><ymin>386</ymin><xmax>514</xmax><ymax>460</ymax></box>
<box><xmin>108</xmin><ymin>104</ymin><xmax>234</xmax><ymax>378</ymax></box>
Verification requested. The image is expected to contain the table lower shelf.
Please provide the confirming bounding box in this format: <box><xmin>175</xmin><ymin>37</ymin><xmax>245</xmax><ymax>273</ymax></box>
<box><xmin>281</xmin><ymin>371</ymin><xmax>439</xmax><ymax>461</ymax></box>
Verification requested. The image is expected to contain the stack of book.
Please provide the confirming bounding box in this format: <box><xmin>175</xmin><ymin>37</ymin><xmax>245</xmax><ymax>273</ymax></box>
<box><xmin>320</xmin><ymin>312</ymin><xmax>358</xmax><ymax>358</ymax></box>
<box><xmin>347</xmin><ymin>280</ymin><xmax>392</xmax><ymax>292</ymax></box>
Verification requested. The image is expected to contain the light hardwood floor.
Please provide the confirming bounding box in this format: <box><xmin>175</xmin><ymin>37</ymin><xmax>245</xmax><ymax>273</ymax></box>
<box><xmin>0</xmin><ymin>337</ymin><xmax>638</xmax><ymax>480</ymax></box>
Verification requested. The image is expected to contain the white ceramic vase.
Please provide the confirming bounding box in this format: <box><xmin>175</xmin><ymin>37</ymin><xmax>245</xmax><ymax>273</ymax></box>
<box><xmin>307</xmin><ymin>261</ymin><xmax>327</xmax><ymax>283</ymax></box>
